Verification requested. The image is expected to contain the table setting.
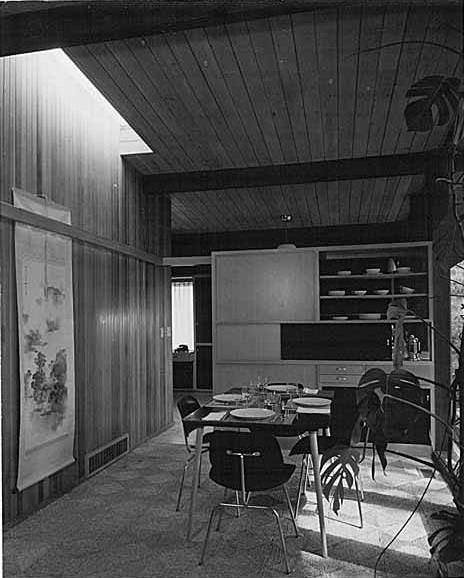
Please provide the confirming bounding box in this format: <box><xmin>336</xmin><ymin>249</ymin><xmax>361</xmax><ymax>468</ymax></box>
<box><xmin>204</xmin><ymin>383</ymin><xmax>331</xmax><ymax>423</ymax></box>
<box><xmin>182</xmin><ymin>383</ymin><xmax>332</xmax><ymax>556</ymax></box>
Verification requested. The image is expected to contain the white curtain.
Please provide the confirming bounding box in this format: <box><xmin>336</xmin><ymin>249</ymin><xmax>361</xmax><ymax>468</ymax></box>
<box><xmin>171</xmin><ymin>281</ymin><xmax>194</xmax><ymax>351</ymax></box>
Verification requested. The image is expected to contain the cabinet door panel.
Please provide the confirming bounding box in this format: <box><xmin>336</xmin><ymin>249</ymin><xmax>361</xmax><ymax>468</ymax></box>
<box><xmin>215</xmin><ymin>251</ymin><xmax>317</xmax><ymax>323</ymax></box>
<box><xmin>216</xmin><ymin>324</ymin><xmax>280</xmax><ymax>361</ymax></box>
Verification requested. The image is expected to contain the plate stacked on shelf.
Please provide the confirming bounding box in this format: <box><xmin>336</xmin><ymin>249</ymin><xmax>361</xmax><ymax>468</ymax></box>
<box><xmin>359</xmin><ymin>313</ymin><xmax>381</xmax><ymax>320</ymax></box>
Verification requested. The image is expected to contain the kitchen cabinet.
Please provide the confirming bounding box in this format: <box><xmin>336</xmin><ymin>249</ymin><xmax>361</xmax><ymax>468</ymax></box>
<box><xmin>214</xmin><ymin>249</ymin><xmax>318</xmax><ymax>323</ymax></box>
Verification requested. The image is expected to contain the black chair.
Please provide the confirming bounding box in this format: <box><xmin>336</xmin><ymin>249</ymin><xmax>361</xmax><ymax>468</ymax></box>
<box><xmin>175</xmin><ymin>395</ymin><xmax>212</xmax><ymax>512</ymax></box>
<box><xmin>289</xmin><ymin>389</ymin><xmax>364</xmax><ymax>527</ymax></box>
<box><xmin>199</xmin><ymin>431</ymin><xmax>298</xmax><ymax>574</ymax></box>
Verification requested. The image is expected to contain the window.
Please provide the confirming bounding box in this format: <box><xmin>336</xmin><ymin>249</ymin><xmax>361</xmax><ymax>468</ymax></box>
<box><xmin>171</xmin><ymin>280</ymin><xmax>194</xmax><ymax>352</ymax></box>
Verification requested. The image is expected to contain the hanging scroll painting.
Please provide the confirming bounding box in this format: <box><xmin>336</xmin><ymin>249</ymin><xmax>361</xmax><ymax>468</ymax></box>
<box><xmin>14</xmin><ymin>189</ymin><xmax>75</xmax><ymax>491</ymax></box>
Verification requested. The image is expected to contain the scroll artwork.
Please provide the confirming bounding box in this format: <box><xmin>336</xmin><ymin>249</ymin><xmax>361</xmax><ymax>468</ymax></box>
<box><xmin>14</xmin><ymin>189</ymin><xmax>75</xmax><ymax>491</ymax></box>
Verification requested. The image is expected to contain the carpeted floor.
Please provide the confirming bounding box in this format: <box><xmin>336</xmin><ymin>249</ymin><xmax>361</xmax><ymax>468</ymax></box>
<box><xmin>4</xmin><ymin>412</ymin><xmax>463</xmax><ymax>578</ymax></box>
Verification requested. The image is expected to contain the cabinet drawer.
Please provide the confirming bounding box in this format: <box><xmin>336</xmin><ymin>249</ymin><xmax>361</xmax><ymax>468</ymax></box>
<box><xmin>371</xmin><ymin>364</ymin><xmax>433</xmax><ymax>382</ymax></box>
<box><xmin>319</xmin><ymin>364</ymin><xmax>364</xmax><ymax>375</ymax></box>
<box><xmin>318</xmin><ymin>373</ymin><xmax>361</xmax><ymax>387</ymax></box>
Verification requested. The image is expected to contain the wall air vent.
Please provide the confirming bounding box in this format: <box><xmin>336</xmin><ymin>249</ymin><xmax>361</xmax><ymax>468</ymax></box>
<box><xmin>84</xmin><ymin>433</ymin><xmax>129</xmax><ymax>478</ymax></box>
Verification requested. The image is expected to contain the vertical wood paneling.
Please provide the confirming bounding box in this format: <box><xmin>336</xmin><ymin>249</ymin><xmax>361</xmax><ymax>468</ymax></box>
<box><xmin>352</xmin><ymin>7</ymin><xmax>385</xmax><ymax>158</ymax></box>
<box><xmin>314</xmin><ymin>9</ymin><xmax>339</xmax><ymax>160</ymax></box>
<box><xmin>246</xmin><ymin>18</ymin><xmax>297</xmax><ymax>163</ymax></box>
<box><xmin>337</xmin><ymin>7</ymin><xmax>360</xmax><ymax>160</ymax></box>
<box><xmin>1</xmin><ymin>51</ymin><xmax>172</xmax><ymax>526</ymax></box>
<box><xmin>292</xmin><ymin>11</ymin><xmax>325</xmax><ymax>160</ymax></box>
<box><xmin>226</xmin><ymin>20</ymin><xmax>284</xmax><ymax>164</ymax></box>
<box><xmin>205</xmin><ymin>24</ymin><xmax>272</xmax><ymax>164</ymax></box>
<box><xmin>366</xmin><ymin>8</ymin><xmax>407</xmax><ymax>156</ymax></box>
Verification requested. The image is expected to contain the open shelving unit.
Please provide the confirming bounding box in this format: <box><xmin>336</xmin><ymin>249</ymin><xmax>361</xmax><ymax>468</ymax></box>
<box><xmin>319</xmin><ymin>245</ymin><xmax>431</xmax><ymax>319</ymax></box>
<box><xmin>317</xmin><ymin>242</ymin><xmax>433</xmax><ymax>360</ymax></box>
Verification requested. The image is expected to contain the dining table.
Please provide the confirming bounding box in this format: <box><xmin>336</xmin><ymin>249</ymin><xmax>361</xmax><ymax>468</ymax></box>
<box><xmin>182</xmin><ymin>386</ymin><xmax>332</xmax><ymax>557</ymax></box>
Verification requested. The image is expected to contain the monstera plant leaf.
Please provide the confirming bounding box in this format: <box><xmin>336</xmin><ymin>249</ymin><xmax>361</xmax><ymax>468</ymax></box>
<box><xmin>384</xmin><ymin>369</ymin><xmax>428</xmax><ymax>442</ymax></box>
<box><xmin>405</xmin><ymin>75</ymin><xmax>461</xmax><ymax>132</ymax></box>
<box><xmin>320</xmin><ymin>445</ymin><xmax>360</xmax><ymax>516</ymax></box>
<box><xmin>355</xmin><ymin>368</ymin><xmax>388</xmax><ymax>475</ymax></box>
<box><xmin>428</xmin><ymin>510</ymin><xmax>464</xmax><ymax>564</ymax></box>
<box><xmin>354</xmin><ymin>367</ymin><xmax>430</xmax><ymax>475</ymax></box>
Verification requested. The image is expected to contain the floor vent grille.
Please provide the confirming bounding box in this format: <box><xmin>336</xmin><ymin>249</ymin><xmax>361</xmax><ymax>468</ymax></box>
<box><xmin>85</xmin><ymin>434</ymin><xmax>129</xmax><ymax>478</ymax></box>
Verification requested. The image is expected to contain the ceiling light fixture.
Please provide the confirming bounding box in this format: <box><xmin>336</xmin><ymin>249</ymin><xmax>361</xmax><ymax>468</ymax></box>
<box><xmin>277</xmin><ymin>214</ymin><xmax>296</xmax><ymax>249</ymax></box>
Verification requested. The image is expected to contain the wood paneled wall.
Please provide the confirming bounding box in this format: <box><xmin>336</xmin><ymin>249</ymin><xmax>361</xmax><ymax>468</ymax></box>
<box><xmin>0</xmin><ymin>51</ymin><xmax>172</xmax><ymax>525</ymax></box>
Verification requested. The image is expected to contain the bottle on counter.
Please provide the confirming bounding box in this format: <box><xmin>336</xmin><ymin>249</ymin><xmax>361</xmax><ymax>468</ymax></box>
<box><xmin>408</xmin><ymin>334</ymin><xmax>421</xmax><ymax>361</ymax></box>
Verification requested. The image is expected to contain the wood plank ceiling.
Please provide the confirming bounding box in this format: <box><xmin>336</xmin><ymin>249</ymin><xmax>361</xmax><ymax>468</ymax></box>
<box><xmin>66</xmin><ymin>3</ymin><xmax>462</xmax><ymax>233</ymax></box>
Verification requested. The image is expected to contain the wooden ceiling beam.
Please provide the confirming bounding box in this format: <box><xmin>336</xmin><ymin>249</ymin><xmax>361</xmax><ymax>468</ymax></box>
<box><xmin>0</xmin><ymin>1</ymin><xmax>319</xmax><ymax>57</ymax></box>
<box><xmin>2</xmin><ymin>1</ymin><xmax>457</xmax><ymax>57</ymax></box>
<box><xmin>142</xmin><ymin>150</ymin><xmax>444</xmax><ymax>194</ymax></box>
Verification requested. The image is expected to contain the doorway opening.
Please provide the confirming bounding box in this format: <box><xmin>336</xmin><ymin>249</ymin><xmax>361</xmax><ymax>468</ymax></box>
<box><xmin>172</xmin><ymin>279</ymin><xmax>195</xmax><ymax>390</ymax></box>
<box><xmin>171</xmin><ymin>269</ymin><xmax>212</xmax><ymax>391</ymax></box>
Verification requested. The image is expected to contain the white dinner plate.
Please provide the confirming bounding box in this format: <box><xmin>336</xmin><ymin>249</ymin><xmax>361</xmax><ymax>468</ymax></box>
<box><xmin>230</xmin><ymin>408</ymin><xmax>275</xmax><ymax>420</ymax></box>
<box><xmin>265</xmin><ymin>384</ymin><xmax>299</xmax><ymax>393</ymax></box>
<box><xmin>359</xmin><ymin>313</ymin><xmax>381</xmax><ymax>320</ymax></box>
<box><xmin>292</xmin><ymin>397</ymin><xmax>332</xmax><ymax>408</ymax></box>
<box><xmin>213</xmin><ymin>393</ymin><xmax>244</xmax><ymax>403</ymax></box>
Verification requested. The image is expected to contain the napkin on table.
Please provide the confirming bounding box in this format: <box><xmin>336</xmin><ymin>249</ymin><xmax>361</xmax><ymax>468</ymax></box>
<box><xmin>202</xmin><ymin>411</ymin><xmax>228</xmax><ymax>421</ymax></box>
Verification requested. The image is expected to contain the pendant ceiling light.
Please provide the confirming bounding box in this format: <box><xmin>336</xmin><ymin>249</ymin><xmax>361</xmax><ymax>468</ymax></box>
<box><xmin>277</xmin><ymin>214</ymin><xmax>296</xmax><ymax>249</ymax></box>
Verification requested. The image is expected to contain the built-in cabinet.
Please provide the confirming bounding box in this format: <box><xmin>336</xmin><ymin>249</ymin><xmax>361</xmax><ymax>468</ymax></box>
<box><xmin>213</xmin><ymin>242</ymin><xmax>434</xmax><ymax>446</ymax></box>
<box><xmin>215</xmin><ymin>250</ymin><xmax>318</xmax><ymax>323</ymax></box>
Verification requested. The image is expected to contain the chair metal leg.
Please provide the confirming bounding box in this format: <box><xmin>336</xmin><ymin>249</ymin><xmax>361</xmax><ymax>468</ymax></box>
<box><xmin>282</xmin><ymin>484</ymin><xmax>298</xmax><ymax>537</ymax></box>
<box><xmin>305</xmin><ymin>454</ymin><xmax>313</xmax><ymax>491</ymax></box>
<box><xmin>358</xmin><ymin>470</ymin><xmax>365</xmax><ymax>501</ymax></box>
<box><xmin>270</xmin><ymin>508</ymin><xmax>291</xmax><ymax>574</ymax></box>
<box><xmin>199</xmin><ymin>505</ymin><xmax>221</xmax><ymax>566</ymax></box>
<box><xmin>216</xmin><ymin>489</ymin><xmax>228</xmax><ymax>531</ymax></box>
<box><xmin>175</xmin><ymin>460</ymin><xmax>190</xmax><ymax>512</ymax></box>
<box><xmin>295</xmin><ymin>455</ymin><xmax>306</xmax><ymax>517</ymax></box>
<box><xmin>354</xmin><ymin>476</ymin><xmax>364</xmax><ymax>529</ymax></box>
<box><xmin>235</xmin><ymin>490</ymin><xmax>241</xmax><ymax>517</ymax></box>
<box><xmin>187</xmin><ymin>427</ymin><xmax>204</xmax><ymax>541</ymax></box>
<box><xmin>309</xmin><ymin>431</ymin><xmax>328</xmax><ymax>557</ymax></box>
<box><xmin>198</xmin><ymin>452</ymin><xmax>202</xmax><ymax>488</ymax></box>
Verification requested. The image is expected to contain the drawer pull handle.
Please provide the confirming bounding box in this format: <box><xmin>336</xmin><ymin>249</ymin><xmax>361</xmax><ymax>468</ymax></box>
<box><xmin>336</xmin><ymin>367</ymin><xmax>347</xmax><ymax>371</ymax></box>
<box><xmin>336</xmin><ymin>376</ymin><xmax>348</xmax><ymax>381</ymax></box>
